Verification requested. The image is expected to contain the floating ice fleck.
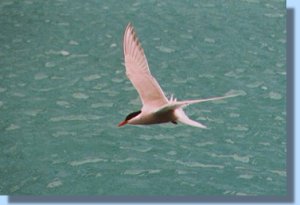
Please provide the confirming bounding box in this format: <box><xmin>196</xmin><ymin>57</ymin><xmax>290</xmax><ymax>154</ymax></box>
<box><xmin>225</xmin><ymin>139</ymin><xmax>235</xmax><ymax>144</ymax></box>
<box><xmin>60</xmin><ymin>50</ymin><xmax>70</xmax><ymax>56</ymax></box>
<box><xmin>56</xmin><ymin>101</ymin><xmax>71</xmax><ymax>108</ymax></box>
<box><xmin>47</xmin><ymin>180</ymin><xmax>63</xmax><ymax>188</ymax></box>
<box><xmin>224</xmin><ymin>71</ymin><xmax>238</xmax><ymax>78</ymax></box>
<box><xmin>123</xmin><ymin>169</ymin><xmax>145</xmax><ymax>175</ymax></box>
<box><xmin>238</xmin><ymin>174</ymin><xmax>253</xmax><ymax>179</ymax></box>
<box><xmin>264</xmin><ymin>13</ymin><xmax>284</xmax><ymax>18</ymax></box>
<box><xmin>177</xmin><ymin>160</ymin><xmax>224</xmax><ymax>169</ymax></box>
<box><xmin>167</xmin><ymin>151</ymin><xmax>177</xmax><ymax>155</ymax></box>
<box><xmin>269</xmin><ymin>91</ymin><xmax>282</xmax><ymax>100</ymax></box>
<box><xmin>204</xmin><ymin>37</ymin><xmax>215</xmax><ymax>43</ymax></box>
<box><xmin>156</xmin><ymin>46</ymin><xmax>175</xmax><ymax>53</ymax></box>
<box><xmin>93</xmin><ymin>83</ymin><xmax>107</xmax><ymax>90</ymax></box>
<box><xmin>110</xmin><ymin>43</ymin><xmax>117</xmax><ymax>48</ymax></box>
<box><xmin>259</xmin><ymin>142</ymin><xmax>270</xmax><ymax>146</ymax></box>
<box><xmin>211</xmin><ymin>153</ymin><xmax>250</xmax><ymax>163</ymax></box>
<box><xmin>180</xmin><ymin>34</ymin><xmax>193</xmax><ymax>39</ymax></box>
<box><xmin>246</xmin><ymin>81</ymin><xmax>264</xmax><ymax>88</ymax></box>
<box><xmin>148</xmin><ymin>170</ymin><xmax>161</xmax><ymax>174</ymax></box>
<box><xmin>52</xmin><ymin>131</ymin><xmax>76</xmax><ymax>137</ymax></box>
<box><xmin>6</xmin><ymin>124</ymin><xmax>20</xmax><ymax>131</ymax></box>
<box><xmin>229</xmin><ymin>113</ymin><xmax>240</xmax><ymax>118</ymax></box>
<box><xmin>225</xmin><ymin>89</ymin><xmax>247</xmax><ymax>96</ymax></box>
<box><xmin>72</xmin><ymin>92</ymin><xmax>89</xmax><ymax>99</ymax></box>
<box><xmin>83</xmin><ymin>74</ymin><xmax>101</xmax><ymax>81</ymax></box>
<box><xmin>195</xmin><ymin>141</ymin><xmax>214</xmax><ymax>147</ymax></box>
<box><xmin>34</xmin><ymin>73</ymin><xmax>48</xmax><ymax>80</ymax></box>
<box><xmin>261</xmin><ymin>86</ymin><xmax>268</xmax><ymax>90</ymax></box>
<box><xmin>232</xmin><ymin>154</ymin><xmax>250</xmax><ymax>163</ymax></box>
<box><xmin>69</xmin><ymin>40</ymin><xmax>79</xmax><ymax>45</ymax></box>
<box><xmin>236</xmin><ymin>192</ymin><xmax>248</xmax><ymax>196</ymax></box>
<box><xmin>270</xmin><ymin>170</ymin><xmax>286</xmax><ymax>177</ymax></box>
<box><xmin>12</xmin><ymin>92</ymin><xmax>25</xmax><ymax>97</ymax></box>
<box><xmin>24</xmin><ymin>109</ymin><xmax>42</xmax><ymax>117</ymax></box>
<box><xmin>230</xmin><ymin>124</ymin><xmax>249</xmax><ymax>131</ymax></box>
<box><xmin>45</xmin><ymin>62</ymin><xmax>56</xmax><ymax>68</ymax></box>
<box><xmin>57</xmin><ymin>22</ymin><xmax>70</xmax><ymax>26</ymax></box>
<box><xmin>111</xmin><ymin>78</ymin><xmax>124</xmax><ymax>83</ymax></box>
<box><xmin>69</xmin><ymin>158</ymin><xmax>107</xmax><ymax>166</ymax></box>
<box><xmin>96</xmin><ymin>173</ymin><xmax>102</xmax><ymax>177</ymax></box>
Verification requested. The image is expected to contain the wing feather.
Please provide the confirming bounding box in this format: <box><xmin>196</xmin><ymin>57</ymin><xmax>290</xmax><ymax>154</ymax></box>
<box><xmin>123</xmin><ymin>23</ymin><xmax>168</xmax><ymax>110</ymax></box>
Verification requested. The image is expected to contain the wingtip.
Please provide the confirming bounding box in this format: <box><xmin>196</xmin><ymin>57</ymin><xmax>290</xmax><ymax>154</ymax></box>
<box><xmin>126</xmin><ymin>22</ymin><xmax>133</xmax><ymax>30</ymax></box>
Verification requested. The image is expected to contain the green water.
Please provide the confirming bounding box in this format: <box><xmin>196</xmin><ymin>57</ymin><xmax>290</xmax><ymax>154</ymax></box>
<box><xmin>0</xmin><ymin>0</ymin><xmax>286</xmax><ymax>196</ymax></box>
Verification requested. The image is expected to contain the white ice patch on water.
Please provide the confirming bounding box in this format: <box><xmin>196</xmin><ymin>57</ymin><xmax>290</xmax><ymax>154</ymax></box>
<box><xmin>72</xmin><ymin>92</ymin><xmax>89</xmax><ymax>99</ymax></box>
<box><xmin>195</xmin><ymin>141</ymin><xmax>215</xmax><ymax>147</ymax></box>
<box><xmin>238</xmin><ymin>174</ymin><xmax>253</xmax><ymax>179</ymax></box>
<box><xmin>83</xmin><ymin>74</ymin><xmax>101</xmax><ymax>81</ymax></box>
<box><xmin>176</xmin><ymin>160</ymin><xmax>224</xmax><ymax>169</ymax></box>
<box><xmin>56</xmin><ymin>101</ymin><xmax>71</xmax><ymax>108</ymax></box>
<box><xmin>69</xmin><ymin>40</ymin><xmax>79</xmax><ymax>45</ymax></box>
<box><xmin>204</xmin><ymin>37</ymin><xmax>216</xmax><ymax>43</ymax></box>
<box><xmin>270</xmin><ymin>170</ymin><xmax>286</xmax><ymax>177</ymax></box>
<box><xmin>246</xmin><ymin>81</ymin><xmax>264</xmax><ymax>88</ymax></box>
<box><xmin>229</xmin><ymin>124</ymin><xmax>249</xmax><ymax>132</ymax></box>
<box><xmin>24</xmin><ymin>109</ymin><xmax>42</xmax><ymax>117</ymax></box>
<box><xmin>225</xmin><ymin>89</ymin><xmax>247</xmax><ymax>96</ymax></box>
<box><xmin>211</xmin><ymin>153</ymin><xmax>251</xmax><ymax>163</ymax></box>
<box><xmin>47</xmin><ymin>179</ymin><xmax>63</xmax><ymax>188</ymax></box>
<box><xmin>60</xmin><ymin>50</ymin><xmax>70</xmax><ymax>56</ymax></box>
<box><xmin>123</xmin><ymin>169</ymin><xmax>161</xmax><ymax>175</ymax></box>
<box><xmin>123</xmin><ymin>169</ymin><xmax>145</xmax><ymax>175</ymax></box>
<box><xmin>268</xmin><ymin>91</ymin><xmax>282</xmax><ymax>100</ymax></box>
<box><xmin>6</xmin><ymin>124</ymin><xmax>20</xmax><ymax>131</ymax></box>
<box><xmin>52</xmin><ymin>131</ymin><xmax>77</xmax><ymax>137</ymax></box>
<box><xmin>34</xmin><ymin>73</ymin><xmax>48</xmax><ymax>80</ymax></box>
<box><xmin>69</xmin><ymin>158</ymin><xmax>107</xmax><ymax>166</ymax></box>
<box><xmin>156</xmin><ymin>46</ymin><xmax>175</xmax><ymax>53</ymax></box>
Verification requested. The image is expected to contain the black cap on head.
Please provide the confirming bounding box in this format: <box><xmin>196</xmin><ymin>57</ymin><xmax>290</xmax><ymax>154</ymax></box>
<box><xmin>125</xmin><ymin>110</ymin><xmax>141</xmax><ymax>121</ymax></box>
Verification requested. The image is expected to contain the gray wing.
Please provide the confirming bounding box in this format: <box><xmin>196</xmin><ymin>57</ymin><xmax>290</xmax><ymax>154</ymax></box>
<box><xmin>123</xmin><ymin>23</ymin><xmax>168</xmax><ymax>111</ymax></box>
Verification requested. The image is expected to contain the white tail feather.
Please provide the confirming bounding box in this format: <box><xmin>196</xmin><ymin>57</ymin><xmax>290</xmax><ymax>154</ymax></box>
<box><xmin>175</xmin><ymin>109</ymin><xmax>207</xmax><ymax>128</ymax></box>
<box><xmin>155</xmin><ymin>94</ymin><xmax>238</xmax><ymax>114</ymax></box>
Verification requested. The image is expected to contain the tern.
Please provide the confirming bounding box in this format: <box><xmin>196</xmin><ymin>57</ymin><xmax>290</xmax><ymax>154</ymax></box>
<box><xmin>118</xmin><ymin>23</ymin><xmax>237</xmax><ymax>128</ymax></box>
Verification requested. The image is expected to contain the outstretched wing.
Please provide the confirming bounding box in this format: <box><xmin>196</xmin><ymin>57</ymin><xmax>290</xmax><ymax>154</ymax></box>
<box><xmin>155</xmin><ymin>94</ymin><xmax>239</xmax><ymax>114</ymax></box>
<box><xmin>123</xmin><ymin>23</ymin><xmax>168</xmax><ymax>111</ymax></box>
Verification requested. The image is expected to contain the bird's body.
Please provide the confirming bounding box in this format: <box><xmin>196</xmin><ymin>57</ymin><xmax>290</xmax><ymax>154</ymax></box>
<box><xmin>118</xmin><ymin>23</ymin><xmax>237</xmax><ymax>128</ymax></box>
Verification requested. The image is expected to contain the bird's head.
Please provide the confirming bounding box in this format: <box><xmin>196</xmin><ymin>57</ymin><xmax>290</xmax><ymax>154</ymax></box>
<box><xmin>118</xmin><ymin>110</ymin><xmax>141</xmax><ymax>127</ymax></box>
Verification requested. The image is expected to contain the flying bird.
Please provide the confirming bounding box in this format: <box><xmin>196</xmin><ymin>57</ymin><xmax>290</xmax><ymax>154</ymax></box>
<box><xmin>118</xmin><ymin>23</ymin><xmax>237</xmax><ymax>128</ymax></box>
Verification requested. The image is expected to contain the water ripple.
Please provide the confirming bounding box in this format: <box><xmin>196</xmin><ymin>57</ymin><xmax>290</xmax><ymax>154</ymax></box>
<box><xmin>49</xmin><ymin>115</ymin><xmax>101</xmax><ymax>122</ymax></box>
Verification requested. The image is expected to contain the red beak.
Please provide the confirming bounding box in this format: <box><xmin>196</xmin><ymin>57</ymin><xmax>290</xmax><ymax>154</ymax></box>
<box><xmin>118</xmin><ymin>120</ymin><xmax>128</xmax><ymax>127</ymax></box>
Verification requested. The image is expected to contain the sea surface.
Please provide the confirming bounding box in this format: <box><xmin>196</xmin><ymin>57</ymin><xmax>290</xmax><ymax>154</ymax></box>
<box><xmin>0</xmin><ymin>0</ymin><xmax>286</xmax><ymax>196</ymax></box>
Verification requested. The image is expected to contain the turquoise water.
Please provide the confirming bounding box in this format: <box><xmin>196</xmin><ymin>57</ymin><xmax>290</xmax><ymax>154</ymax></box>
<box><xmin>0</xmin><ymin>0</ymin><xmax>286</xmax><ymax>196</ymax></box>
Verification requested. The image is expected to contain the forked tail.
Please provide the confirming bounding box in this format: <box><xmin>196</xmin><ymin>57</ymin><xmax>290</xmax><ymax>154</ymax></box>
<box><xmin>175</xmin><ymin>109</ymin><xmax>207</xmax><ymax>128</ymax></box>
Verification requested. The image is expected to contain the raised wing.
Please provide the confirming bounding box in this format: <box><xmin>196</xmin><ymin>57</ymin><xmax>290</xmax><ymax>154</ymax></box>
<box><xmin>123</xmin><ymin>23</ymin><xmax>168</xmax><ymax>110</ymax></box>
